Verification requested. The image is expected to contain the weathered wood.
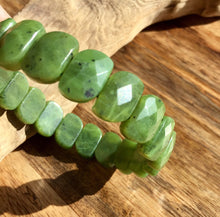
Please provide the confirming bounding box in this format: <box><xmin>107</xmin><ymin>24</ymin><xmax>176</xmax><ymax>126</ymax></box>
<box><xmin>0</xmin><ymin>0</ymin><xmax>220</xmax><ymax>161</ymax></box>
<box><xmin>0</xmin><ymin>1</ymin><xmax>219</xmax><ymax>217</ymax></box>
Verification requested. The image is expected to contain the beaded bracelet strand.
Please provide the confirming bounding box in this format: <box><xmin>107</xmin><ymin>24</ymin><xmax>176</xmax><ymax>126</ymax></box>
<box><xmin>0</xmin><ymin>18</ymin><xmax>176</xmax><ymax>177</ymax></box>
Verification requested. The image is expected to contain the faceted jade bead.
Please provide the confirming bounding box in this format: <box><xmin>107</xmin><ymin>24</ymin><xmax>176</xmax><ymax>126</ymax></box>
<box><xmin>22</xmin><ymin>32</ymin><xmax>79</xmax><ymax>83</ymax></box>
<box><xmin>95</xmin><ymin>132</ymin><xmax>122</xmax><ymax>167</ymax></box>
<box><xmin>0</xmin><ymin>20</ymin><xmax>45</xmax><ymax>70</ymax></box>
<box><xmin>139</xmin><ymin>116</ymin><xmax>175</xmax><ymax>161</ymax></box>
<box><xmin>35</xmin><ymin>101</ymin><xmax>63</xmax><ymax>137</ymax></box>
<box><xmin>0</xmin><ymin>68</ymin><xmax>16</xmax><ymax>94</ymax></box>
<box><xmin>0</xmin><ymin>71</ymin><xmax>29</xmax><ymax>110</ymax></box>
<box><xmin>147</xmin><ymin>131</ymin><xmax>176</xmax><ymax>170</ymax></box>
<box><xmin>92</xmin><ymin>71</ymin><xmax>144</xmax><ymax>122</ymax></box>
<box><xmin>0</xmin><ymin>18</ymin><xmax>16</xmax><ymax>39</ymax></box>
<box><xmin>120</xmin><ymin>95</ymin><xmax>165</xmax><ymax>143</ymax></box>
<box><xmin>75</xmin><ymin>123</ymin><xmax>102</xmax><ymax>158</ymax></box>
<box><xmin>114</xmin><ymin>139</ymin><xmax>138</xmax><ymax>174</ymax></box>
<box><xmin>129</xmin><ymin>149</ymin><xmax>148</xmax><ymax>178</ymax></box>
<box><xmin>14</xmin><ymin>87</ymin><xmax>46</xmax><ymax>124</ymax></box>
<box><xmin>59</xmin><ymin>49</ymin><xmax>114</xmax><ymax>102</ymax></box>
<box><xmin>55</xmin><ymin>113</ymin><xmax>83</xmax><ymax>149</ymax></box>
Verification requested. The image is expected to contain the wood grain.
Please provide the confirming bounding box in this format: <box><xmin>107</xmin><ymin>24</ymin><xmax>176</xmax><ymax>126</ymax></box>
<box><xmin>0</xmin><ymin>1</ymin><xmax>220</xmax><ymax>216</ymax></box>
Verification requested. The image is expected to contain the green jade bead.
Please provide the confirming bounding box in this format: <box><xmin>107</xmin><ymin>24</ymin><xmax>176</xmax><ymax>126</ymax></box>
<box><xmin>14</xmin><ymin>87</ymin><xmax>46</xmax><ymax>124</ymax></box>
<box><xmin>120</xmin><ymin>95</ymin><xmax>165</xmax><ymax>143</ymax></box>
<box><xmin>35</xmin><ymin>101</ymin><xmax>63</xmax><ymax>137</ymax></box>
<box><xmin>0</xmin><ymin>20</ymin><xmax>45</xmax><ymax>70</ymax></box>
<box><xmin>95</xmin><ymin>132</ymin><xmax>122</xmax><ymax>168</ymax></box>
<box><xmin>92</xmin><ymin>71</ymin><xmax>144</xmax><ymax>122</ymax></box>
<box><xmin>55</xmin><ymin>113</ymin><xmax>83</xmax><ymax>149</ymax></box>
<box><xmin>129</xmin><ymin>149</ymin><xmax>148</xmax><ymax>178</ymax></box>
<box><xmin>142</xmin><ymin>164</ymin><xmax>159</xmax><ymax>176</ymax></box>
<box><xmin>147</xmin><ymin>131</ymin><xmax>176</xmax><ymax>170</ymax></box>
<box><xmin>22</xmin><ymin>31</ymin><xmax>79</xmax><ymax>83</ymax></box>
<box><xmin>59</xmin><ymin>49</ymin><xmax>113</xmax><ymax>102</ymax></box>
<box><xmin>0</xmin><ymin>18</ymin><xmax>16</xmax><ymax>39</ymax></box>
<box><xmin>0</xmin><ymin>67</ymin><xmax>16</xmax><ymax>94</ymax></box>
<box><xmin>0</xmin><ymin>71</ymin><xmax>29</xmax><ymax>110</ymax></box>
<box><xmin>75</xmin><ymin>123</ymin><xmax>102</xmax><ymax>158</ymax></box>
<box><xmin>139</xmin><ymin>116</ymin><xmax>175</xmax><ymax>161</ymax></box>
<box><xmin>114</xmin><ymin>139</ymin><xmax>138</xmax><ymax>174</ymax></box>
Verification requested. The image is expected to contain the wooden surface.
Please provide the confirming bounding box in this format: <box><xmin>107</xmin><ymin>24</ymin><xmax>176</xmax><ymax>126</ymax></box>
<box><xmin>0</xmin><ymin>1</ymin><xmax>220</xmax><ymax>216</ymax></box>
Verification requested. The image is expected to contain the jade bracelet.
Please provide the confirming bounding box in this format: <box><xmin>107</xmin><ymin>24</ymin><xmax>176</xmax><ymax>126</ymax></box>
<box><xmin>0</xmin><ymin>18</ymin><xmax>176</xmax><ymax>177</ymax></box>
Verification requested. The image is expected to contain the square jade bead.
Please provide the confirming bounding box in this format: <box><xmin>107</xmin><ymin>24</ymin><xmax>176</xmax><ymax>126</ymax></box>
<box><xmin>75</xmin><ymin>123</ymin><xmax>102</xmax><ymax>158</ymax></box>
<box><xmin>0</xmin><ymin>71</ymin><xmax>29</xmax><ymax>110</ymax></box>
<box><xmin>120</xmin><ymin>95</ymin><xmax>165</xmax><ymax>143</ymax></box>
<box><xmin>95</xmin><ymin>132</ymin><xmax>122</xmax><ymax>168</ymax></box>
<box><xmin>55</xmin><ymin>113</ymin><xmax>83</xmax><ymax>149</ymax></box>
<box><xmin>14</xmin><ymin>87</ymin><xmax>46</xmax><ymax>124</ymax></box>
<box><xmin>0</xmin><ymin>68</ymin><xmax>16</xmax><ymax>94</ymax></box>
<box><xmin>35</xmin><ymin>101</ymin><xmax>63</xmax><ymax>137</ymax></box>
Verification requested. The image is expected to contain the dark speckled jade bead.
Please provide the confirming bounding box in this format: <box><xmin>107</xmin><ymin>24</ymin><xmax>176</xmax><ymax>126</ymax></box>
<box><xmin>22</xmin><ymin>32</ymin><xmax>79</xmax><ymax>83</ymax></box>
<box><xmin>120</xmin><ymin>95</ymin><xmax>165</xmax><ymax>143</ymax></box>
<box><xmin>59</xmin><ymin>49</ymin><xmax>113</xmax><ymax>102</ymax></box>
<box><xmin>0</xmin><ymin>20</ymin><xmax>45</xmax><ymax>70</ymax></box>
<box><xmin>0</xmin><ymin>18</ymin><xmax>16</xmax><ymax>39</ymax></box>
<box><xmin>92</xmin><ymin>71</ymin><xmax>144</xmax><ymax>122</ymax></box>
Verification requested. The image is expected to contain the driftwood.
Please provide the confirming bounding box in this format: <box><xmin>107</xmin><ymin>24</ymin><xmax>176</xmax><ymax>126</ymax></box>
<box><xmin>0</xmin><ymin>0</ymin><xmax>219</xmax><ymax>161</ymax></box>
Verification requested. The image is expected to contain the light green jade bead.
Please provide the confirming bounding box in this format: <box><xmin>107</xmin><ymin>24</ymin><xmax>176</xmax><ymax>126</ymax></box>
<box><xmin>92</xmin><ymin>71</ymin><xmax>144</xmax><ymax>122</ymax></box>
<box><xmin>120</xmin><ymin>95</ymin><xmax>165</xmax><ymax>143</ymax></box>
<box><xmin>0</xmin><ymin>67</ymin><xmax>16</xmax><ymax>94</ymax></box>
<box><xmin>0</xmin><ymin>71</ymin><xmax>29</xmax><ymax>110</ymax></box>
<box><xmin>0</xmin><ymin>20</ymin><xmax>45</xmax><ymax>70</ymax></box>
<box><xmin>22</xmin><ymin>32</ymin><xmax>79</xmax><ymax>83</ymax></box>
<box><xmin>59</xmin><ymin>49</ymin><xmax>114</xmax><ymax>102</ymax></box>
<box><xmin>0</xmin><ymin>18</ymin><xmax>16</xmax><ymax>39</ymax></box>
<box><xmin>35</xmin><ymin>101</ymin><xmax>63</xmax><ymax>137</ymax></box>
<box><xmin>139</xmin><ymin>116</ymin><xmax>175</xmax><ymax>161</ymax></box>
<box><xmin>14</xmin><ymin>87</ymin><xmax>46</xmax><ymax>124</ymax></box>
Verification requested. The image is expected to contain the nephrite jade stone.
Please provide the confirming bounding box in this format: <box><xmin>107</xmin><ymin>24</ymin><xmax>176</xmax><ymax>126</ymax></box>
<box><xmin>129</xmin><ymin>149</ymin><xmax>148</xmax><ymax>178</ymax></box>
<box><xmin>142</xmin><ymin>164</ymin><xmax>159</xmax><ymax>176</ymax></box>
<box><xmin>0</xmin><ymin>67</ymin><xmax>16</xmax><ymax>94</ymax></box>
<box><xmin>147</xmin><ymin>131</ymin><xmax>176</xmax><ymax>170</ymax></box>
<box><xmin>92</xmin><ymin>71</ymin><xmax>144</xmax><ymax>122</ymax></box>
<box><xmin>75</xmin><ymin>123</ymin><xmax>102</xmax><ymax>158</ymax></box>
<box><xmin>14</xmin><ymin>87</ymin><xmax>46</xmax><ymax>124</ymax></box>
<box><xmin>95</xmin><ymin>132</ymin><xmax>122</xmax><ymax>167</ymax></box>
<box><xmin>114</xmin><ymin>139</ymin><xmax>138</xmax><ymax>174</ymax></box>
<box><xmin>120</xmin><ymin>95</ymin><xmax>165</xmax><ymax>143</ymax></box>
<box><xmin>22</xmin><ymin>32</ymin><xmax>79</xmax><ymax>83</ymax></box>
<box><xmin>0</xmin><ymin>18</ymin><xmax>16</xmax><ymax>39</ymax></box>
<box><xmin>55</xmin><ymin>113</ymin><xmax>83</xmax><ymax>149</ymax></box>
<box><xmin>35</xmin><ymin>101</ymin><xmax>63</xmax><ymax>137</ymax></box>
<box><xmin>59</xmin><ymin>49</ymin><xmax>114</xmax><ymax>102</ymax></box>
<box><xmin>0</xmin><ymin>20</ymin><xmax>45</xmax><ymax>70</ymax></box>
<box><xmin>139</xmin><ymin>116</ymin><xmax>175</xmax><ymax>161</ymax></box>
<box><xmin>0</xmin><ymin>71</ymin><xmax>29</xmax><ymax>110</ymax></box>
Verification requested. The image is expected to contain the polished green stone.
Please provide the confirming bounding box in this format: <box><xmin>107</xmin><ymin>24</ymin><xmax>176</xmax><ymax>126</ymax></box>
<box><xmin>0</xmin><ymin>71</ymin><xmax>29</xmax><ymax>110</ymax></box>
<box><xmin>55</xmin><ymin>113</ymin><xmax>83</xmax><ymax>149</ymax></box>
<box><xmin>120</xmin><ymin>95</ymin><xmax>165</xmax><ymax>143</ymax></box>
<box><xmin>92</xmin><ymin>71</ymin><xmax>144</xmax><ymax>122</ymax></box>
<box><xmin>114</xmin><ymin>139</ymin><xmax>137</xmax><ymax>174</ymax></box>
<box><xmin>0</xmin><ymin>18</ymin><xmax>16</xmax><ymax>39</ymax></box>
<box><xmin>59</xmin><ymin>49</ymin><xmax>113</xmax><ymax>102</ymax></box>
<box><xmin>129</xmin><ymin>149</ymin><xmax>148</xmax><ymax>178</ymax></box>
<box><xmin>0</xmin><ymin>20</ymin><xmax>45</xmax><ymax>70</ymax></box>
<box><xmin>0</xmin><ymin>68</ymin><xmax>16</xmax><ymax>94</ymax></box>
<box><xmin>139</xmin><ymin>116</ymin><xmax>175</xmax><ymax>161</ymax></box>
<box><xmin>147</xmin><ymin>131</ymin><xmax>176</xmax><ymax>170</ymax></box>
<box><xmin>35</xmin><ymin>101</ymin><xmax>63</xmax><ymax>137</ymax></box>
<box><xmin>14</xmin><ymin>87</ymin><xmax>46</xmax><ymax>124</ymax></box>
<box><xmin>142</xmin><ymin>163</ymin><xmax>159</xmax><ymax>176</ymax></box>
<box><xmin>75</xmin><ymin>123</ymin><xmax>102</xmax><ymax>158</ymax></box>
<box><xmin>22</xmin><ymin>31</ymin><xmax>79</xmax><ymax>83</ymax></box>
<box><xmin>95</xmin><ymin>132</ymin><xmax>122</xmax><ymax>167</ymax></box>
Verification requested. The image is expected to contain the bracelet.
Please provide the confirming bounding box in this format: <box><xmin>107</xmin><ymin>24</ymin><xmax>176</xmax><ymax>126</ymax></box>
<box><xmin>0</xmin><ymin>18</ymin><xmax>176</xmax><ymax>177</ymax></box>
